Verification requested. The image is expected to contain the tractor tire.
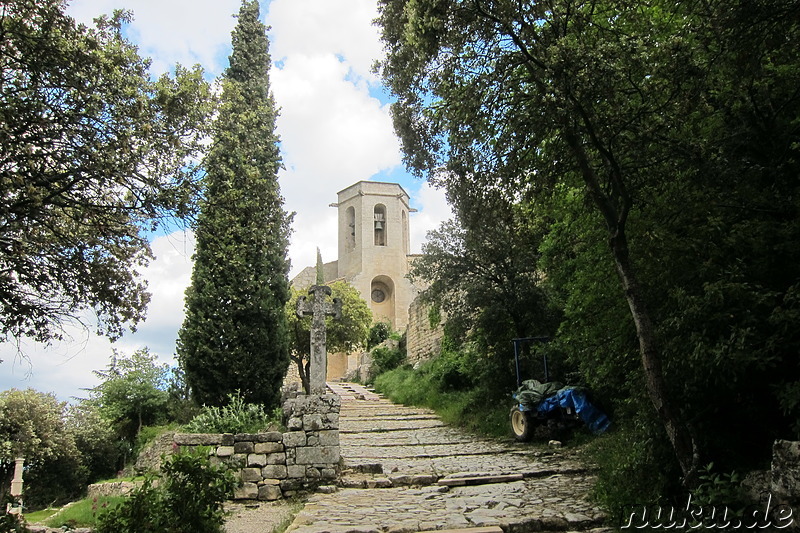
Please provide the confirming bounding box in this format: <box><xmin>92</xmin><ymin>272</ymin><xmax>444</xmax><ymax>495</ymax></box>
<box><xmin>510</xmin><ymin>406</ymin><xmax>534</xmax><ymax>442</ymax></box>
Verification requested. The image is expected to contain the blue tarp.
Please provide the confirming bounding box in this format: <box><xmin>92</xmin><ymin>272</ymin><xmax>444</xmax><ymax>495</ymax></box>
<box><xmin>536</xmin><ymin>387</ymin><xmax>611</xmax><ymax>434</ymax></box>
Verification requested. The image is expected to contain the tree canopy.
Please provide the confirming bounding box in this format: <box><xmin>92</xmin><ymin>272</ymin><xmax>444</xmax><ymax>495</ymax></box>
<box><xmin>0</xmin><ymin>0</ymin><xmax>212</xmax><ymax>347</ymax></box>
<box><xmin>287</xmin><ymin>280</ymin><xmax>372</xmax><ymax>393</ymax></box>
<box><xmin>86</xmin><ymin>347</ymin><xmax>169</xmax><ymax>445</ymax></box>
<box><xmin>377</xmin><ymin>0</ymin><xmax>800</xmax><ymax>492</ymax></box>
<box><xmin>177</xmin><ymin>0</ymin><xmax>292</xmax><ymax>409</ymax></box>
<box><xmin>0</xmin><ymin>388</ymin><xmax>80</xmax><ymax>504</ymax></box>
<box><xmin>410</xmin><ymin>189</ymin><xmax>560</xmax><ymax>355</ymax></box>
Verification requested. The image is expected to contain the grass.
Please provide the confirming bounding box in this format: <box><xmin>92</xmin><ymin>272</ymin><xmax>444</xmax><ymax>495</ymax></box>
<box><xmin>37</xmin><ymin>495</ymin><xmax>126</xmax><ymax>529</ymax></box>
<box><xmin>273</xmin><ymin>499</ymin><xmax>305</xmax><ymax>533</ymax></box>
<box><xmin>374</xmin><ymin>366</ymin><xmax>512</xmax><ymax>439</ymax></box>
<box><xmin>23</xmin><ymin>508</ymin><xmax>59</xmax><ymax>524</ymax></box>
<box><xmin>92</xmin><ymin>475</ymin><xmax>146</xmax><ymax>484</ymax></box>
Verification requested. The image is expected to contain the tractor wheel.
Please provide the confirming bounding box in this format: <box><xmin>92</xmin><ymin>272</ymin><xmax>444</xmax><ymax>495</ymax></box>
<box><xmin>510</xmin><ymin>407</ymin><xmax>534</xmax><ymax>442</ymax></box>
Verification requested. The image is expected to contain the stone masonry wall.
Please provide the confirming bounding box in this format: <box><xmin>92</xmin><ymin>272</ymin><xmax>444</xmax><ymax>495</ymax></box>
<box><xmin>172</xmin><ymin>393</ymin><xmax>340</xmax><ymax>501</ymax></box>
<box><xmin>405</xmin><ymin>295</ymin><xmax>444</xmax><ymax>365</ymax></box>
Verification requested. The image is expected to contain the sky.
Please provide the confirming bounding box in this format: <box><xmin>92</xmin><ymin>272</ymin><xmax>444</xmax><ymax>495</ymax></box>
<box><xmin>0</xmin><ymin>0</ymin><xmax>453</xmax><ymax>402</ymax></box>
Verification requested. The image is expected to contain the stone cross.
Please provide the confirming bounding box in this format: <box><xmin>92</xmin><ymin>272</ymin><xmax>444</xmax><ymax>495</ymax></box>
<box><xmin>297</xmin><ymin>285</ymin><xmax>342</xmax><ymax>394</ymax></box>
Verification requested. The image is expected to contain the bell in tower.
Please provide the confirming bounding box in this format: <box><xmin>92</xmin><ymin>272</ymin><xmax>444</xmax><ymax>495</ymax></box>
<box><xmin>374</xmin><ymin>205</ymin><xmax>386</xmax><ymax>246</ymax></box>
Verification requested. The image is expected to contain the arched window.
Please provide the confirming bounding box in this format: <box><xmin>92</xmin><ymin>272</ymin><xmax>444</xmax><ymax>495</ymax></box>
<box><xmin>374</xmin><ymin>204</ymin><xmax>386</xmax><ymax>246</ymax></box>
<box><xmin>371</xmin><ymin>275</ymin><xmax>396</xmax><ymax>326</ymax></box>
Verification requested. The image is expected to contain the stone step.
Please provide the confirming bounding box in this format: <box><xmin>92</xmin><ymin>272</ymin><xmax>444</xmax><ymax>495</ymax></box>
<box><xmin>341</xmin><ymin>447</ymin><xmax>527</xmax><ymax>460</ymax></box>
<box><xmin>419</xmin><ymin>523</ymin><xmax>615</xmax><ymax>533</ymax></box>
<box><xmin>341</xmin><ymin>415</ymin><xmax>443</xmax><ymax>423</ymax></box>
<box><xmin>437</xmin><ymin>473</ymin><xmax>524</xmax><ymax>487</ymax></box>
<box><xmin>339</xmin><ymin>424</ymin><xmax>448</xmax><ymax>433</ymax></box>
<box><xmin>340</xmin><ymin>461</ymin><xmax>589</xmax><ymax>483</ymax></box>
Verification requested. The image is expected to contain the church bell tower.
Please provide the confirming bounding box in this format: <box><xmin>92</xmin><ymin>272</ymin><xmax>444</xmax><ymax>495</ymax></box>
<box><xmin>332</xmin><ymin>181</ymin><xmax>417</xmax><ymax>329</ymax></box>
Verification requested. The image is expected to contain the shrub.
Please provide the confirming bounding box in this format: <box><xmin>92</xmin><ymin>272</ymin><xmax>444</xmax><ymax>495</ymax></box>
<box><xmin>1</xmin><ymin>494</ymin><xmax>25</xmax><ymax>533</ymax></box>
<box><xmin>691</xmin><ymin>463</ymin><xmax>743</xmax><ymax>509</ymax></box>
<box><xmin>370</xmin><ymin>346</ymin><xmax>405</xmax><ymax>380</ymax></box>
<box><xmin>367</xmin><ymin>321</ymin><xmax>392</xmax><ymax>350</ymax></box>
<box><xmin>95</xmin><ymin>447</ymin><xmax>238</xmax><ymax>533</ymax></box>
<box><xmin>584</xmin><ymin>420</ymin><xmax>681</xmax><ymax>521</ymax></box>
<box><xmin>184</xmin><ymin>391</ymin><xmax>282</xmax><ymax>434</ymax></box>
<box><xmin>374</xmin><ymin>365</ymin><xmax>511</xmax><ymax>438</ymax></box>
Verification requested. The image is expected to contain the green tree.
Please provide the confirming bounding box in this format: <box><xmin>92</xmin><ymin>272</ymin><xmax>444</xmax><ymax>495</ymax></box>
<box><xmin>377</xmin><ymin>0</ymin><xmax>702</xmax><ymax>481</ymax></box>
<box><xmin>0</xmin><ymin>0</ymin><xmax>212</xmax><ymax>348</ymax></box>
<box><xmin>367</xmin><ymin>320</ymin><xmax>392</xmax><ymax>350</ymax></box>
<box><xmin>377</xmin><ymin>0</ymin><xmax>800</xmax><ymax>489</ymax></box>
<box><xmin>287</xmin><ymin>280</ymin><xmax>372</xmax><ymax>393</ymax></box>
<box><xmin>66</xmin><ymin>403</ymin><xmax>121</xmax><ymax>483</ymax></box>
<box><xmin>410</xmin><ymin>190</ymin><xmax>560</xmax><ymax>364</ymax></box>
<box><xmin>87</xmin><ymin>348</ymin><xmax>169</xmax><ymax>451</ymax></box>
<box><xmin>177</xmin><ymin>0</ymin><xmax>292</xmax><ymax>409</ymax></box>
<box><xmin>0</xmin><ymin>389</ymin><xmax>83</xmax><ymax>506</ymax></box>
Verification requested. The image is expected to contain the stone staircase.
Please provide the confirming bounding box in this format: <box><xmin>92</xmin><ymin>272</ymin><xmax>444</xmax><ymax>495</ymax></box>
<box><xmin>286</xmin><ymin>383</ymin><xmax>612</xmax><ymax>533</ymax></box>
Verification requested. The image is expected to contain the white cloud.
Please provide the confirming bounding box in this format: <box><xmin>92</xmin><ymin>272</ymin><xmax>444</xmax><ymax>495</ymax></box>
<box><xmin>267</xmin><ymin>1</ymin><xmax>402</xmax><ymax>277</ymax></box>
<box><xmin>66</xmin><ymin>0</ymin><xmax>240</xmax><ymax>76</ymax></box>
<box><xmin>268</xmin><ymin>0</ymin><xmax>382</xmax><ymax>80</ymax></box>
<box><xmin>112</xmin><ymin>231</ymin><xmax>195</xmax><ymax>357</ymax></box>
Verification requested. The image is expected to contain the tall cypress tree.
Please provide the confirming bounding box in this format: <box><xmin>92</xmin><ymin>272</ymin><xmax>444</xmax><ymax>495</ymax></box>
<box><xmin>177</xmin><ymin>0</ymin><xmax>291</xmax><ymax>409</ymax></box>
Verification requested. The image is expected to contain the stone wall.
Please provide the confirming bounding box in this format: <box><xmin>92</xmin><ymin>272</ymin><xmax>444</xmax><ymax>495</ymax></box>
<box><xmin>772</xmin><ymin>439</ymin><xmax>800</xmax><ymax>506</ymax></box>
<box><xmin>405</xmin><ymin>295</ymin><xmax>444</xmax><ymax>365</ymax></box>
<box><xmin>172</xmin><ymin>394</ymin><xmax>340</xmax><ymax>501</ymax></box>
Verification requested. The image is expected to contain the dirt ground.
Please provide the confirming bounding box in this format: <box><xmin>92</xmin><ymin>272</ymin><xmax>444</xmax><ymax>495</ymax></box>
<box><xmin>224</xmin><ymin>499</ymin><xmax>300</xmax><ymax>533</ymax></box>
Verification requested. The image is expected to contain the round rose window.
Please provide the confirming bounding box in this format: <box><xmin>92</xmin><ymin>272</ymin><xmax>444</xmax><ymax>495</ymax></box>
<box><xmin>371</xmin><ymin>289</ymin><xmax>386</xmax><ymax>303</ymax></box>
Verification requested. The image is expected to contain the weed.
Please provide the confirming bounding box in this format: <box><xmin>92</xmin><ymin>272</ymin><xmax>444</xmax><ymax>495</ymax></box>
<box><xmin>185</xmin><ymin>391</ymin><xmax>283</xmax><ymax>434</ymax></box>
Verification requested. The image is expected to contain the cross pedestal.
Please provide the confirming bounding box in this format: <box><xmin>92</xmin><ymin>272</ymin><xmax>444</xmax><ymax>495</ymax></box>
<box><xmin>6</xmin><ymin>456</ymin><xmax>23</xmax><ymax>515</ymax></box>
<box><xmin>296</xmin><ymin>285</ymin><xmax>342</xmax><ymax>394</ymax></box>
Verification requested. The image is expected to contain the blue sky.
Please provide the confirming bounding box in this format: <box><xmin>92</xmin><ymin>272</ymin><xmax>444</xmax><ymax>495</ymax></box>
<box><xmin>0</xmin><ymin>0</ymin><xmax>452</xmax><ymax>402</ymax></box>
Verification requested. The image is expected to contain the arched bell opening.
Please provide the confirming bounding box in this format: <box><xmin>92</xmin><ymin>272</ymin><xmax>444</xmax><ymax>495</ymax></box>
<box><xmin>374</xmin><ymin>204</ymin><xmax>387</xmax><ymax>246</ymax></box>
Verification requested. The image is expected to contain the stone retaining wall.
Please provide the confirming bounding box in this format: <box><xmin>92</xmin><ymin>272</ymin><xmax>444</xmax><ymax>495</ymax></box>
<box><xmin>173</xmin><ymin>393</ymin><xmax>340</xmax><ymax>501</ymax></box>
<box><xmin>405</xmin><ymin>295</ymin><xmax>443</xmax><ymax>365</ymax></box>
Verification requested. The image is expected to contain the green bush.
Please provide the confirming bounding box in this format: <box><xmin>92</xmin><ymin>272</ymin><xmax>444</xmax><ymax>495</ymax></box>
<box><xmin>692</xmin><ymin>463</ymin><xmax>743</xmax><ymax>509</ymax></box>
<box><xmin>1</xmin><ymin>494</ymin><xmax>25</xmax><ymax>533</ymax></box>
<box><xmin>367</xmin><ymin>321</ymin><xmax>392</xmax><ymax>350</ymax></box>
<box><xmin>370</xmin><ymin>346</ymin><xmax>405</xmax><ymax>379</ymax></box>
<box><xmin>584</xmin><ymin>420</ymin><xmax>681</xmax><ymax>521</ymax></box>
<box><xmin>184</xmin><ymin>391</ymin><xmax>282</xmax><ymax>434</ymax></box>
<box><xmin>95</xmin><ymin>447</ymin><xmax>238</xmax><ymax>533</ymax></box>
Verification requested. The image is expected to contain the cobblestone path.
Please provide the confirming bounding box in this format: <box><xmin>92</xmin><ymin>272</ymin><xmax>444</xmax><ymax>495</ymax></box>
<box><xmin>285</xmin><ymin>383</ymin><xmax>612</xmax><ymax>533</ymax></box>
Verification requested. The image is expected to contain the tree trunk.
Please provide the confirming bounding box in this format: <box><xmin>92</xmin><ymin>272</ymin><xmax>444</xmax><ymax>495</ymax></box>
<box><xmin>609</xmin><ymin>228</ymin><xmax>699</xmax><ymax>485</ymax></box>
<box><xmin>563</xmin><ymin>127</ymin><xmax>699</xmax><ymax>485</ymax></box>
<box><xmin>301</xmin><ymin>359</ymin><xmax>311</xmax><ymax>395</ymax></box>
<box><xmin>290</xmin><ymin>354</ymin><xmax>311</xmax><ymax>394</ymax></box>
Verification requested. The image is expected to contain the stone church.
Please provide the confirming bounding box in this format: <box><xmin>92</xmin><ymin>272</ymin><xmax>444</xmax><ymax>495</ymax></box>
<box><xmin>291</xmin><ymin>181</ymin><xmax>441</xmax><ymax>379</ymax></box>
